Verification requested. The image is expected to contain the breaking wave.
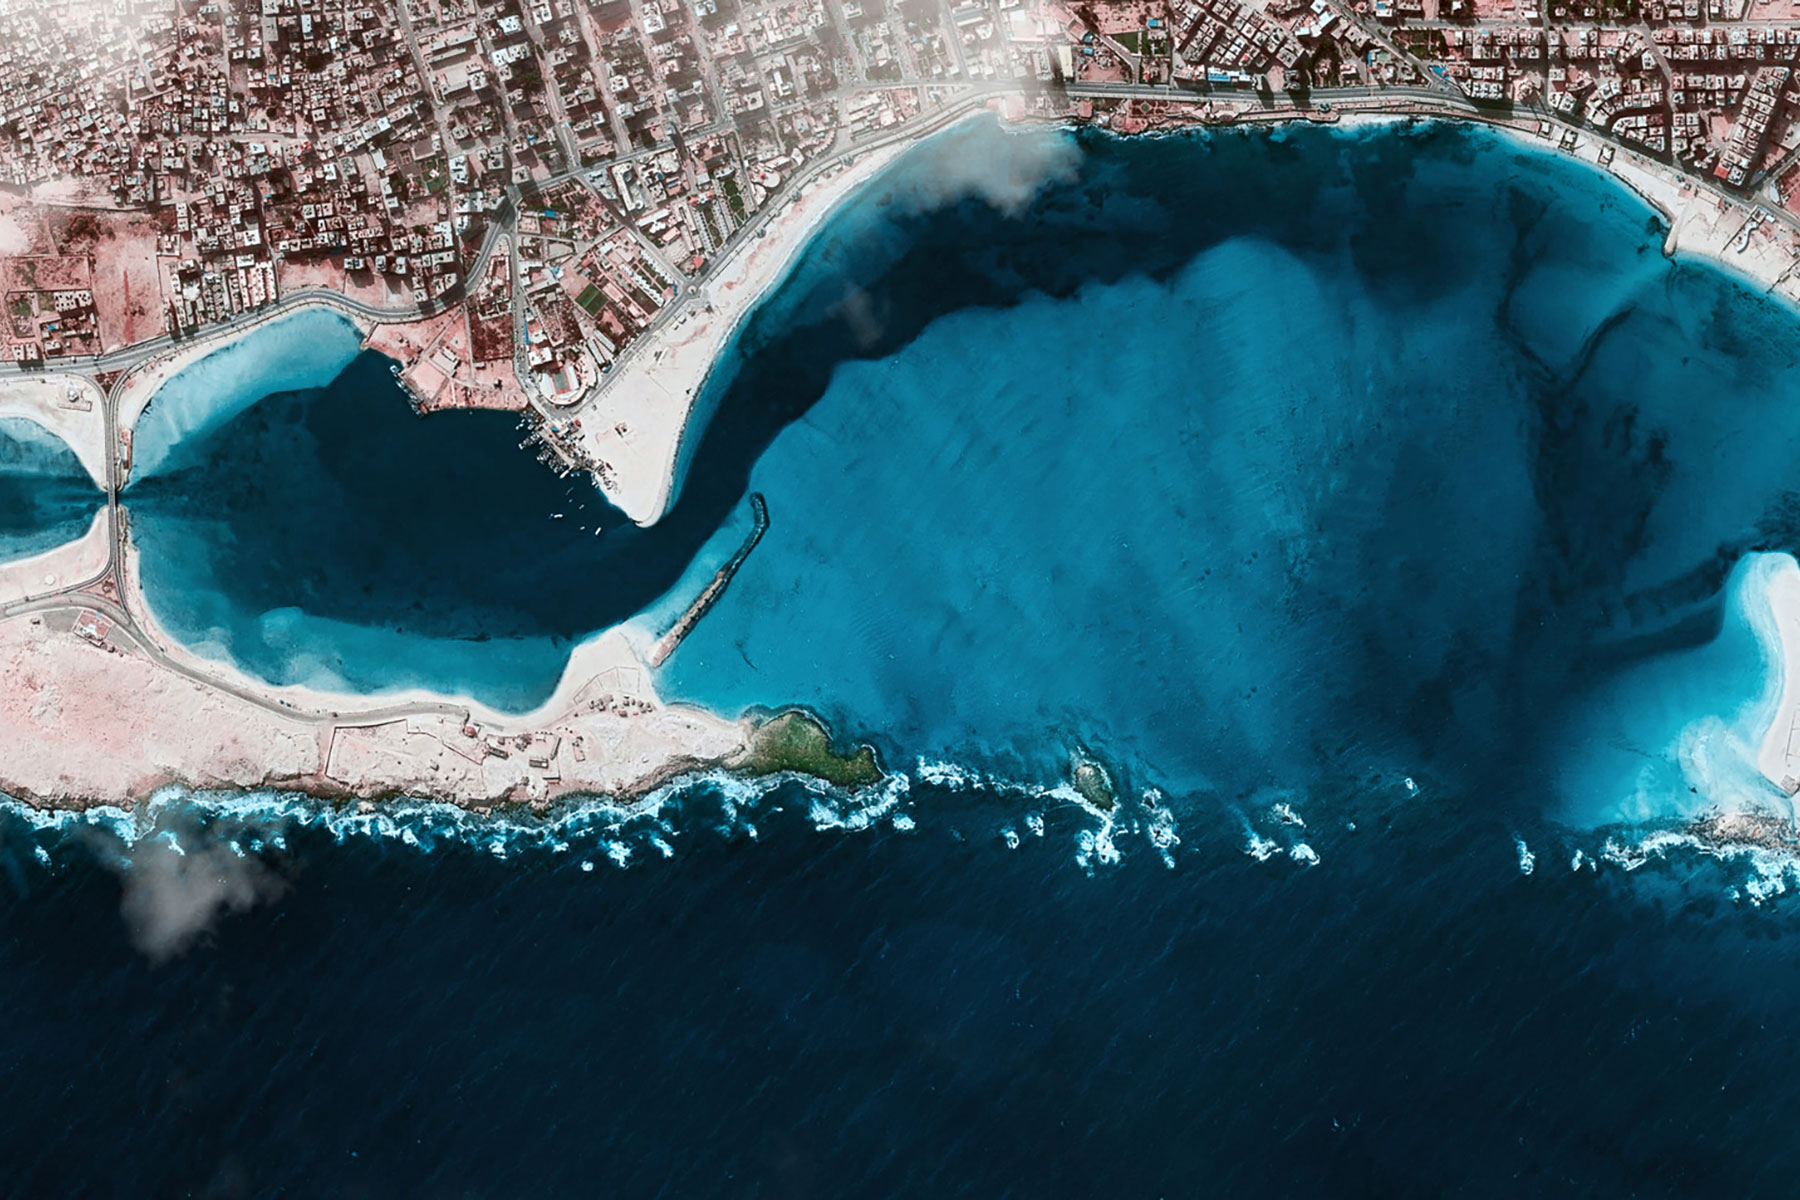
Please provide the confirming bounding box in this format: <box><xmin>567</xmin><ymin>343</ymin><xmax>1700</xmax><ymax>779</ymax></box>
<box><xmin>0</xmin><ymin>752</ymin><xmax>1174</xmax><ymax>880</ymax></box>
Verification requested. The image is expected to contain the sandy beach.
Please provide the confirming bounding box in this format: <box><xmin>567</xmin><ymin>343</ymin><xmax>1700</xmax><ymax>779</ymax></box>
<box><xmin>0</xmin><ymin>526</ymin><xmax>748</xmax><ymax>809</ymax></box>
<box><xmin>1756</xmin><ymin>554</ymin><xmax>1800</xmax><ymax>794</ymax></box>
<box><xmin>1468</xmin><ymin>116</ymin><xmax>1800</xmax><ymax>300</ymax></box>
<box><xmin>0</xmin><ymin>508</ymin><xmax>108</xmax><ymax>606</ymax></box>
<box><xmin>573</xmin><ymin>137</ymin><xmax>913</xmax><ymax>526</ymax></box>
<box><xmin>0</xmin><ymin>373</ymin><xmax>108</xmax><ymax>487</ymax></box>
<box><xmin>113</xmin><ymin>519</ymin><xmax>675</xmax><ymax>734</ymax></box>
<box><xmin>1</xmin><ymin>255</ymin><xmax>769</xmax><ymax>812</ymax></box>
<box><xmin>113</xmin><ymin>300</ymin><xmax>379</xmax><ymax>442</ymax></box>
<box><xmin>12</xmin><ymin>102</ymin><xmax>1800</xmax><ymax>815</ymax></box>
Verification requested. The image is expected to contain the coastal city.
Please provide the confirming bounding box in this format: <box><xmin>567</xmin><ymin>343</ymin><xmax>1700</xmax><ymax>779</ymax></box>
<box><xmin>12</xmin><ymin>0</ymin><xmax>1800</xmax><ymax>818</ymax></box>
<box><xmin>7</xmin><ymin>0</ymin><xmax>1800</xmax><ymax>481</ymax></box>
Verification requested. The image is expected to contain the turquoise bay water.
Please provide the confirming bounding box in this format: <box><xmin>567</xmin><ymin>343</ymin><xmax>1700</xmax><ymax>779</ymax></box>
<box><xmin>130</xmin><ymin>308</ymin><xmax>368</xmax><ymax>479</ymax></box>
<box><xmin>0</xmin><ymin>415</ymin><xmax>101</xmax><ymax>562</ymax></box>
<box><xmin>656</xmin><ymin>120</ymin><xmax>1800</xmax><ymax>826</ymax></box>
<box><xmin>123</xmin><ymin>118</ymin><xmax>1800</xmax><ymax>826</ymax></box>
<box><xmin>129</xmin><ymin>308</ymin><xmax>594</xmax><ymax>702</ymax></box>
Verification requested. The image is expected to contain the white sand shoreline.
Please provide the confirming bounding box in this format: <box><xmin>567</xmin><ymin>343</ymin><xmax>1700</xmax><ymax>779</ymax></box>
<box><xmin>115</xmin><ymin>302</ymin><xmax>376</xmax><ymax>457</ymax></box>
<box><xmin>0</xmin><ymin>373</ymin><xmax>108</xmax><ymax>487</ymax></box>
<box><xmin>1756</xmin><ymin>555</ymin><xmax>1800</xmax><ymax>798</ymax></box>
<box><xmin>0</xmin><ymin>508</ymin><xmax>108</xmax><ymax>605</ymax></box>
<box><xmin>115</xmin><ymin>518</ymin><xmax>670</xmax><ymax>733</ymax></box>
<box><xmin>1458</xmin><ymin>116</ymin><xmax>1800</xmax><ymax>306</ymax></box>
<box><xmin>573</xmin><ymin>135</ymin><xmax>919</xmax><ymax>526</ymax></box>
<box><xmin>0</xmin><ymin>520</ymin><xmax>750</xmax><ymax>811</ymax></box>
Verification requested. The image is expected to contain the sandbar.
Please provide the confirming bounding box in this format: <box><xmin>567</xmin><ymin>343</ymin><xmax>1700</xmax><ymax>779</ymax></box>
<box><xmin>0</xmin><ymin>509</ymin><xmax>109</xmax><ymax>606</ymax></box>
<box><xmin>0</xmin><ymin>527</ymin><xmax>748</xmax><ymax>809</ymax></box>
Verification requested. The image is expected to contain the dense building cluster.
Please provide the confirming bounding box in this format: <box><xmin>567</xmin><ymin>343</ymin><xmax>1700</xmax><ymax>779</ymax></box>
<box><xmin>0</xmin><ymin>0</ymin><xmax>927</xmax><ymax>389</ymax></box>
<box><xmin>4</xmin><ymin>0</ymin><xmax>1800</xmax><ymax>397</ymax></box>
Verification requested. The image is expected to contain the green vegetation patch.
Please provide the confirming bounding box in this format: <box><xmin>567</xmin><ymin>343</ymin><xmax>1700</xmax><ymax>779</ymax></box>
<box><xmin>741</xmin><ymin>710</ymin><xmax>882</xmax><ymax>789</ymax></box>
<box><xmin>1071</xmin><ymin>756</ymin><xmax>1116</xmax><ymax>812</ymax></box>
<box><xmin>722</xmin><ymin>176</ymin><xmax>748</xmax><ymax>223</ymax></box>
<box><xmin>575</xmin><ymin>283</ymin><xmax>604</xmax><ymax>314</ymax></box>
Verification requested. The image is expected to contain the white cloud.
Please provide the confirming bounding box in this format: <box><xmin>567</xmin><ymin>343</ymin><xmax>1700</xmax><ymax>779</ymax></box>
<box><xmin>902</xmin><ymin>119</ymin><xmax>1084</xmax><ymax>217</ymax></box>
<box><xmin>105</xmin><ymin>827</ymin><xmax>288</xmax><ymax>962</ymax></box>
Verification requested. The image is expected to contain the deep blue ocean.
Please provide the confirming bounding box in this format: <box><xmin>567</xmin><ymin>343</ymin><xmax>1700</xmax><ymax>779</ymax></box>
<box><xmin>14</xmin><ymin>117</ymin><xmax>1800</xmax><ymax>1194</ymax></box>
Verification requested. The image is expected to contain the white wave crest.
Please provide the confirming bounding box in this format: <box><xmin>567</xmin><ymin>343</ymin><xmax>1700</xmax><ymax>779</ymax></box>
<box><xmin>808</xmin><ymin>771</ymin><xmax>911</xmax><ymax>832</ymax></box>
<box><xmin>1244</xmin><ymin>830</ymin><xmax>1280</xmax><ymax>862</ymax></box>
<box><xmin>1075</xmin><ymin>818</ymin><xmax>1121</xmax><ymax>875</ymax></box>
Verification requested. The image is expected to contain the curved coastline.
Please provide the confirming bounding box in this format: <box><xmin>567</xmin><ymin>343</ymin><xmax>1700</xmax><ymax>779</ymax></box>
<box><xmin>10</xmin><ymin>112</ymin><xmax>1800</xmax><ymax>848</ymax></box>
<box><xmin>1755</xmin><ymin>554</ymin><xmax>1800</xmax><ymax>794</ymax></box>
<box><xmin>124</xmin><ymin>306</ymin><xmax>369</xmax><ymax>483</ymax></box>
<box><xmin>0</xmin><ymin>507</ymin><xmax>108</xmax><ymax>602</ymax></box>
<box><xmin>569</xmin><ymin>134</ymin><xmax>920</xmax><ymax>526</ymax></box>
<box><xmin>0</xmin><ymin>414</ymin><xmax>104</xmax><ymax>563</ymax></box>
<box><xmin>650</xmin><ymin>115</ymin><xmax>1800</xmax><ymax>834</ymax></box>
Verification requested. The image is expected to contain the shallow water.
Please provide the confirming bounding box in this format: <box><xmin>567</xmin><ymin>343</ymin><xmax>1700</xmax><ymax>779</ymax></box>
<box><xmin>0</xmin><ymin>415</ymin><xmax>101</xmax><ymax>563</ymax></box>
<box><xmin>661</xmin><ymin>120</ymin><xmax>1800</xmax><ymax>828</ymax></box>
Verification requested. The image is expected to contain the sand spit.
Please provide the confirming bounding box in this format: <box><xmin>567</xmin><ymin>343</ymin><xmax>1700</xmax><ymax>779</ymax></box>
<box><xmin>572</xmin><ymin>138</ymin><xmax>912</xmax><ymax>526</ymax></box>
<box><xmin>15</xmin><ymin>107</ymin><xmax>1800</xmax><ymax>817</ymax></box>
<box><xmin>1757</xmin><ymin>555</ymin><xmax>1800</xmax><ymax>795</ymax></box>
<box><xmin>578</xmin><ymin>107</ymin><xmax>1800</xmax><ymax>531</ymax></box>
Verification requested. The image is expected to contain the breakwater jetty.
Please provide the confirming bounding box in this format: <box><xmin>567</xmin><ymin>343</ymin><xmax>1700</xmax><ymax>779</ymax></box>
<box><xmin>647</xmin><ymin>493</ymin><xmax>769</xmax><ymax>668</ymax></box>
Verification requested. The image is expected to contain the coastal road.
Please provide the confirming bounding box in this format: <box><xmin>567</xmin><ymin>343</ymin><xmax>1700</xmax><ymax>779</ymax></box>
<box><xmin>549</xmin><ymin>78</ymin><xmax>1468</xmax><ymax>416</ymax></box>
<box><xmin>0</xmin><ymin>287</ymin><xmax>422</xmax><ymax>382</ymax></box>
<box><xmin>2</xmin><ymin>590</ymin><xmax>473</xmax><ymax>730</ymax></box>
<box><xmin>0</xmin><ymin>322</ymin><xmax>479</xmax><ymax>734</ymax></box>
<box><xmin>1058</xmin><ymin>80</ymin><xmax>1800</xmax><ymax>248</ymax></box>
